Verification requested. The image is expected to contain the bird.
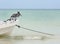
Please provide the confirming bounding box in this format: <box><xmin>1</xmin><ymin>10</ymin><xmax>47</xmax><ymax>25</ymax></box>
<box><xmin>11</xmin><ymin>11</ymin><xmax>21</xmax><ymax>18</ymax></box>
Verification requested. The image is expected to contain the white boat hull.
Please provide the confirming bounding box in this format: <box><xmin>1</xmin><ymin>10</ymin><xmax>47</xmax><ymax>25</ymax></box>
<box><xmin>0</xmin><ymin>20</ymin><xmax>18</xmax><ymax>36</ymax></box>
<box><xmin>0</xmin><ymin>26</ymin><xmax>14</xmax><ymax>36</ymax></box>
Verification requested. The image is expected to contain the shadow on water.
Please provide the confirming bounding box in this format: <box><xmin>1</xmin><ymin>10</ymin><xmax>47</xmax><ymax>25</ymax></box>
<box><xmin>0</xmin><ymin>35</ymin><xmax>24</xmax><ymax>44</ymax></box>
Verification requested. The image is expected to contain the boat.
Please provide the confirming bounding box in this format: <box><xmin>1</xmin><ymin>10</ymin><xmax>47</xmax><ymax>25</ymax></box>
<box><xmin>0</xmin><ymin>12</ymin><xmax>21</xmax><ymax>36</ymax></box>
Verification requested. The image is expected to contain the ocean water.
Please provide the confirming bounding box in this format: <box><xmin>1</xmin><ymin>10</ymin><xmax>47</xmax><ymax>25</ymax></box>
<box><xmin>0</xmin><ymin>9</ymin><xmax>60</xmax><ymax>35</ymax></box>
<box><xmin>0</xmin><ymin>9</ymin><xmax>60</xmax><ymax>44</ymax></box>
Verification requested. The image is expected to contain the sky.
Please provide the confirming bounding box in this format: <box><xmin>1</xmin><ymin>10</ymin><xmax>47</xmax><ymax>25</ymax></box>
<box><xmin>0</xmin><ymin>0</ymin><xmax>60</xmax><ymax>9</ymax></box>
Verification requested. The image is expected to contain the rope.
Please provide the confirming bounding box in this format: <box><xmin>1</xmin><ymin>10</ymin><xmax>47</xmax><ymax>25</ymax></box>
<box><xmin>20</xmin><ymin>26</ymin><xmax>54</xmax><ymax>36</ymax></box>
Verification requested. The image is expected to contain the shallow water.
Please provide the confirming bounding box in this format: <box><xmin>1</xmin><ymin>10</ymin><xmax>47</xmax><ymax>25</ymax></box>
<box><xmin>0</xmin><ymin>37</ymin><xmax>60</xmax><ymax>44</ymax></box>
<box><xmin>0</xmin><ymin>35</ymin><xmax>59</xmax><ymax>44</ymax></box>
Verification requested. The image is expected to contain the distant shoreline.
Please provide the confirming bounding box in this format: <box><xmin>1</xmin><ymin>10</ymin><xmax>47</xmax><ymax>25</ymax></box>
<box><xmin>0</xmin><ymin>9</ymin><xmax>60</xmax><ymax>10</ymax></box>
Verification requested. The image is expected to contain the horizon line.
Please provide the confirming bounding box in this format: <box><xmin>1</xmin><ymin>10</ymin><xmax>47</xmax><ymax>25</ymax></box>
<box><xmin>0</xmin><ymin>8</ymin><xmax>60</xmax><ymax>10</ymax></box>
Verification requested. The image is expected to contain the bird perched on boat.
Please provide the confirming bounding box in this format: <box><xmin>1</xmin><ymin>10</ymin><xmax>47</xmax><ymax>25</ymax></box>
<box><xmin>4</xmin><ymin>11</ymin><xmax>21</xmax><ymax>22</ymax></box>
<box><xmin>10</xmin><ymin>11</ymin><xmax>22</xmax><ymax>20</ymax></box>
<box><xmin>6</xmin><ymin>11</ymin><xmax>22</xmax><ymax>21</ymax></box>
<box><xmin>11</xmin><ymin>11</ymin><xmax>22</xmax><ymax>18</ymax></box>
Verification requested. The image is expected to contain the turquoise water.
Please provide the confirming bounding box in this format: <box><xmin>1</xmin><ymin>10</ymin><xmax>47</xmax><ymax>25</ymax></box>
<box><xmin>0</xmin><ymin>9</ymin><xmax>60</xmax><ymax>35</ymax></box>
